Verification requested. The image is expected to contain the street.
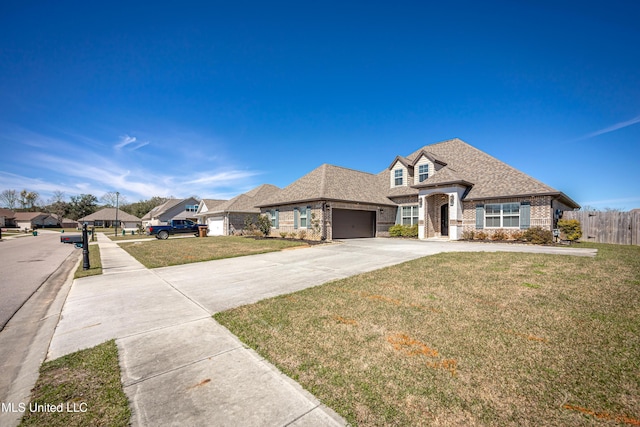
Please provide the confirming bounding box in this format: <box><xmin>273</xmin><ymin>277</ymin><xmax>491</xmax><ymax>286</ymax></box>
<box><xmin>0</xmin><ymin>230</ymin><xmax>77</xmax><ymax>330</ymax></box>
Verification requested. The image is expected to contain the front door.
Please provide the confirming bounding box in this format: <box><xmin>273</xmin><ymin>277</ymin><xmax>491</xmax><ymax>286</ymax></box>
<box><xmin>440</xmin><ymin>204</ymin><xmax>449</xmax><ymax>236</ymax></box>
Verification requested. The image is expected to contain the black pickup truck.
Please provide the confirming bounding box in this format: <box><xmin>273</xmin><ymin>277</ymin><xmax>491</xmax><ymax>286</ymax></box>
<box><xmin>146</xmin><ymin>219</ymin><xmax>205</xmax><ymax>240</ymax></box>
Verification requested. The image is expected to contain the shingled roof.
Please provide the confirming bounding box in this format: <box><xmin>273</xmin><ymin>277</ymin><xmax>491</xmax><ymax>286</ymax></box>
<box><xmin>258</xmin><ymin>164</ymin><xmax>396</xmax><ymax>207</ymax></box>
<box><xmin>79</xmin><ymin>208</ymin><xmax>141</xmax><ymax>222</ymax></box>
<box><xmin>208</xmin><ymin>184</ymin><xmax>281</xmax><ymax>213</ymax></box>
<box><xmin>407</xmin><ymin>138</ymin><xmax>579</xmax><ymax>206</ymax></box>
<box><xmin>141</xmin><ymin>199</ymin><xmax>184</xmax><ymax>221</ymax></box>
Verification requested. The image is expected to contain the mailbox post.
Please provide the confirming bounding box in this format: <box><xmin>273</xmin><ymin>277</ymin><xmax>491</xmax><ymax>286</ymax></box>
<box><xmin>82</xmin><ymin>223</ymin><xmax>90</xmax><ymax>270</ymax></box>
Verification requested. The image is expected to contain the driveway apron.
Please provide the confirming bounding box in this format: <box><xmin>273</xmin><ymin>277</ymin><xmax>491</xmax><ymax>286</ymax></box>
<box><xmin>49</xmin><ymin>235</ymin><xmax>596</xmax><ymax>426</ymax></box>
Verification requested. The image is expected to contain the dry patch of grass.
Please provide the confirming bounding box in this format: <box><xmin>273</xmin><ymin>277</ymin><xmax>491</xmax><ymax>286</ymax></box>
<box><xmin>73</xmin><ymin>245</ymin><xmax>102</xmax><ymax>279</ymax></box>
<box><xmin>20</xmin><ymin>340</ymin><xmax>130</xmax><ymax>427</ymax></box>
<box><xmin>120</xmin><ymin>236</ymin><xmax>309</xmax><ymax>268</ymax></box>
<box><xmin>215</xmin><ymin>243</ymin><xmax>640</xmax><ymax>426</ymax></box>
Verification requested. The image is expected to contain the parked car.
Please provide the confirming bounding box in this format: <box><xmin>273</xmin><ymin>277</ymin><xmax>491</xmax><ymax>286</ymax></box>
<box><xmin>146</xmin><ymin>219</ymin><xmax>205</xmax><ymax>240</ymax></box>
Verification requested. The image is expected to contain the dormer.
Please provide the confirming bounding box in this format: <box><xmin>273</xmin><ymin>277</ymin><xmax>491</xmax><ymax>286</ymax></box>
<box><xmin>411</xmin><ymin>151</ymin><xmax>447</xmax><ymax>185</ymax></box>
<box><xmin>388</xmin><ymin>156</ymin><xmax>412</xmax><ymax>188</ymax></box>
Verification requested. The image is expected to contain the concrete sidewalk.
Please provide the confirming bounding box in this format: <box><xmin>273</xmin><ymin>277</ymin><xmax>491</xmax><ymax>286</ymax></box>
<box><xmin>48</xmin><ymin>235</ymin><xmax>597</xmax><ymax>426</ymax></box>
<box><xmin>49</xmin><ymin>234</ymin><xmax>346</xmax><ymax>426</ymax></box>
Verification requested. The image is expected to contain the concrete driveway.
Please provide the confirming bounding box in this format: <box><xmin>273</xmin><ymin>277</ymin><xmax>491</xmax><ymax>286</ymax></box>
<box><xmin>46</xmin><ymin>236</ymin><xmax>596</xmax><ymax>427</ymax></box>
<box><xmin>153</xmin><ymin>238</ymin><xmax>596</xmax><ymax>314</ymax></box>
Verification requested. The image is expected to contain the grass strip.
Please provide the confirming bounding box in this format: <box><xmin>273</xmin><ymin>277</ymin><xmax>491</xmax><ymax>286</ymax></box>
<box><xmin>215</xmin><ymin>243</ymin><xmax>640</xmax><ymax>426</ymax></box>
<box><xmin>73</xmin><ymin>244</ymin><xmax>102</xmax><ymax>279</ymax></box>
<box><xmin>20</xmin><ymin>340</ymin><xmax>130</xmax><ymax>427</ymax></box>
<box><xmin>120</xmin><ymin>235</ymin><xmax>308</xmax><ymax>268</ymax></box>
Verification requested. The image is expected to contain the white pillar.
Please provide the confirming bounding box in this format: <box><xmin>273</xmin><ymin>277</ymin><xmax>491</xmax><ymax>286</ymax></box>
<box><xmin>418</xmin><ymin>195</ymin><xmax>426</xmax><ymax>240</ymax></box>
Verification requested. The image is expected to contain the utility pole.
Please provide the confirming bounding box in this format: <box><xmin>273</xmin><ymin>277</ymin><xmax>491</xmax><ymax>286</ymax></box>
<box><xmin>115</xmin><ymin>191</ymin><xmax>120</xmax><ymax>236</ymax></box>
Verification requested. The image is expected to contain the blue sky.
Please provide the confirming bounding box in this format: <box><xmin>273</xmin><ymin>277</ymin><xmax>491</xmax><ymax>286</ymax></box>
<box><xmin>1</xmin><ymin>1</ymin><xmax>638</xmax><ymax>209</ymax></box>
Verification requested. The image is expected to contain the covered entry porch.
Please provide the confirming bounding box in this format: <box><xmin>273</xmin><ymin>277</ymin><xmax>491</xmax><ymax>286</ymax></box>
<box><xmin>418</xmin><ymin>185</ymin><xmax>467</xmax><ymax>240</ymax></box>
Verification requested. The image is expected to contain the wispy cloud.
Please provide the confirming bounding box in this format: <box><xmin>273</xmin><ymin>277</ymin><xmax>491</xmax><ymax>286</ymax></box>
<box><xmin>0</xmin><ymin>125</ymin><xmax>260</xmax><ymax>203</ymax></box>
<box><xmin>115</xmin><ymin>134</ymin><xmax>149</xmax><ymax>151</ymax></box>
<box><xmin>572</xmin><ymin>114</ymin><xmax>640</xmax><ymax>142</ymax></box>
<box><xmin>185</xmin><ymin>170</ymin><xmax>261</xmax><ymax>186</ymax></box>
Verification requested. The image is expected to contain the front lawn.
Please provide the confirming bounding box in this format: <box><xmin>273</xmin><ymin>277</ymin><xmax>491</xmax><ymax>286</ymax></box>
<box><xmin>120</xmin><ymin>236</ymin><xmax>309</xmax><ymax>268</ymax></box>
<box><xmin>215</xmin><ymin>243</ymin><xmax>640</xmax><ymax>426</ymax></box>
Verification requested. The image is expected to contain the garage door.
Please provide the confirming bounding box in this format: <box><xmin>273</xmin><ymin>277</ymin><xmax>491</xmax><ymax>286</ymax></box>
<box><xmin>207</xmin><ymin>217</ymin><xmax>225</xmax><ymax>236</ymax></box>
<box><xmin>332</xmin><ymin>209</ymin><xmax>375</xmax><ymax>239</ymax></box>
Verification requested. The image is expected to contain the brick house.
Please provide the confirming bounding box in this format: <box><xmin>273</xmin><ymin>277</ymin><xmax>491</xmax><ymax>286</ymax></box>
<box><xmin>195</xmin><ymin>184</ymin><xmax>279</xmax><ymax>236</ymax></box>
<box><xmin>257</xmin><ymin>138</ymin><xmax>579</xmax><ymax>240</ymax></box>
<box><xmin>79</xmin><ymin>208</ymin><xmax>142</xmax><ymax>230</ymax></box>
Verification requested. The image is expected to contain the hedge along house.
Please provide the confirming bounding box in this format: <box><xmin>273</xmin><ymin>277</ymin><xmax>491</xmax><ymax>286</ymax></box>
<box><xmin>258</xmin><ymin>138</ymin><xmax>579</xmax><ymax>241</ymax></box>
<box><xmin>195</xmin><ymin>184</ymin><xmax>279</xmax><ymax>236</ymax></box>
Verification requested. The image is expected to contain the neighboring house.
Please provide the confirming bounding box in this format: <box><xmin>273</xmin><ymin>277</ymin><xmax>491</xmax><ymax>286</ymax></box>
<box><xmin>14</xmin><ymin>212</ymin><xmax>59</xmax><ymax>230</ymax></box>
<box><xmin>79</xmin><ymin>208</ymin><xmax>142</xmax><ymax>229</ymax></box>
<box><xmin>195</xmin><ymin>185</ymin><xmax>279</xmax><ymax>236</ymax></box>
<box><xmin>257</xmin><ymin>138</ymin><xmax>579</xmax><ymax>241</ymax></box>
<box><xmin>51</xmin><ymin>214</ymin><xmax>79</xmax><ymax>229</ymax></box>
<box><xmin>141</xmin><ymin>198</ymin><xmax>201</xmax><ymax>227</ymax></box>
<box><xmin>0</xmin><ymin>208</ymin><xmax>16</xmax><ymax>228</ymax></box>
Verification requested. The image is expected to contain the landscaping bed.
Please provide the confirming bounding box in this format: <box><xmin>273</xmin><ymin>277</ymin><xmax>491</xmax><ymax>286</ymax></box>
<box><xmin>216</xmin><ymin>243</ymin><xmax>640</xmax><ymax>426</ymax></box>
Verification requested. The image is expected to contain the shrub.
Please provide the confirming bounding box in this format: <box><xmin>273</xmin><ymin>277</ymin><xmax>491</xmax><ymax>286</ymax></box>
<box><xmin>461</xmin><ymin>230</ymin><xmax>475</xmax><ymax>240</ymax></box>
<box><xmin>243</xmin><ymin>215</ymin><xmax>256</xmax><ymax>233</ymax></box>
<box><xmin>402</xmin><ymin>224</ymin><xmax>419</xmax><ymax>238</ymax></box>
<box><xmin>491</xmin><ymin>229</ymin><xmax>507</xmax><ymax>241</ymax></box>
<box><xmin>510</xmin><ymin>230</ymin><xmax>525</xmax><ymax>241</ymax></box>
<box><xmin>298</xmin><ymin>230</ymin><xmax>307</xmax><ymax>240</ymax></box>
<box><xmin>557</xmin><ymin>219</ymin><xmax>582</xmax><ymax>241</ymax></box>
<box><xmin>475</xmin><ymin>231</ymin><xmax>488</xmax><ymax>240</ymax></box>
<box><xmin>280</xmin><ymin>232</ymin><xmax>288</xmax><ymax>238</ymax></box>
<box><xmin>256</xmin><ymin>214</ymin><xmax>271</xmax><ymax>237</ymax></box>
<box><xmin>523</xmin><ymin>227</ymin><xmax>553</xmax><ymax>245</ymax></box>
<box><xmin>288</xmin><ymin>232</ymin><xmax>297</xmax><ymax>239</ymax></box>
<box><xmin>389</xmin><ymin>225</ymin><xmax>404</xmax><ymax>237</ymax></box>
<box><xmin>389</xmin><ymin>224</ymin><xmax>418</xmax><ymax>238</ymax></box>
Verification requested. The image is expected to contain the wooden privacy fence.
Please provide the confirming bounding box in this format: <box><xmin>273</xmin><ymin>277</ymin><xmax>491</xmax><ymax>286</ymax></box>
<box><xmin>564</xmin><ymin>210</ymin><xmax>640</xmax><ymax>246</ymax></box>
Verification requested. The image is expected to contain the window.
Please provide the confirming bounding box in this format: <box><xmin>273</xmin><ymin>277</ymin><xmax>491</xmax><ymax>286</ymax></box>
<box><xmin>269</xmin><ymin>209</ymin><xmax>279</xmax><ymax>227</ymax></box>
<box><xmin>185</xmin><ymin>204</ymin><xmax>198</xmax><ymax>212</ymax></box>
<box><xmin>299</xmin><ymin>207</ymin><xmax>308</xmax><ymax>228</ymax></box>
<box><xmin>418</xmin><ymin>164</ymin><xmax>429</xmax><ymax>182</ymax></box>
<box><xmin>394</xmin><ymin>169</ymin><xmax>403</xmax><ymax>186</ymax></box>
<box><xmin>485</xmin><ymin>203</ymin><xmax>520</xmax><ymax>228</ymax></box>
<box><xmin>402</xmin><ymin>205</ymin><xmax>419</xmax><ymax>225</ymax></box>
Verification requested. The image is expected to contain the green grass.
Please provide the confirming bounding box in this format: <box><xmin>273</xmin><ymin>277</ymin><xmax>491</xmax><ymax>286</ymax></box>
<box><xmin>73</xmin><ymin>244</ymin><xmax>102</xmax><ymax>279</ymax></box>
<box><xmin>107</xmin><ymin>233</ymin><xmax>154</xmax><ymax>241</ymax></box>
<box><xmin>119</xmin><ymin>235</ymin><xmax>309</xmax><ymax>268</ymax></box>
<box><xmin>215</xmin><ymin>243</ymin><xmax>640</xmax><ymax>426</ymax></box>
<box><xmin>20</xmin><ymin>340</ymin><xmax>130</xmax><ymax>427</ymax></box>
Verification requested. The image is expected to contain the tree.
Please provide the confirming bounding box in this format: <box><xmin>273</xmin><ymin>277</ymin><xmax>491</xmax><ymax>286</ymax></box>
<box><xmin>19</xmin><ymin>189</ymin><xmax>40</xmax><ymax>211</ymax></box>
<box><xmin>256</xmin><ymin>214</ymin><xmax>271</xmax><ymax>237</ymax></box>
<box><xmin>46</xmin><ymin>191</ymin><xmax>70</xmax><ymax>223</ymax></box>
<box><xmin>68</xmin><ymin>194</ymin><xmax>99</xmax><ymax>220</ymax></box>
<box><xmin>101</xmin><ymin>191</ymin><xmax>127</xmax><ymax>207</ymax></box>
<box><xmin>0</xmin><ymin>189</ymin><xmax>18</xmax><ymax>209</ymax></box>
<box><xmin>121</xmin><ymin>196</ymin><xmax>168</xmax><ymax>219</ymax></box>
